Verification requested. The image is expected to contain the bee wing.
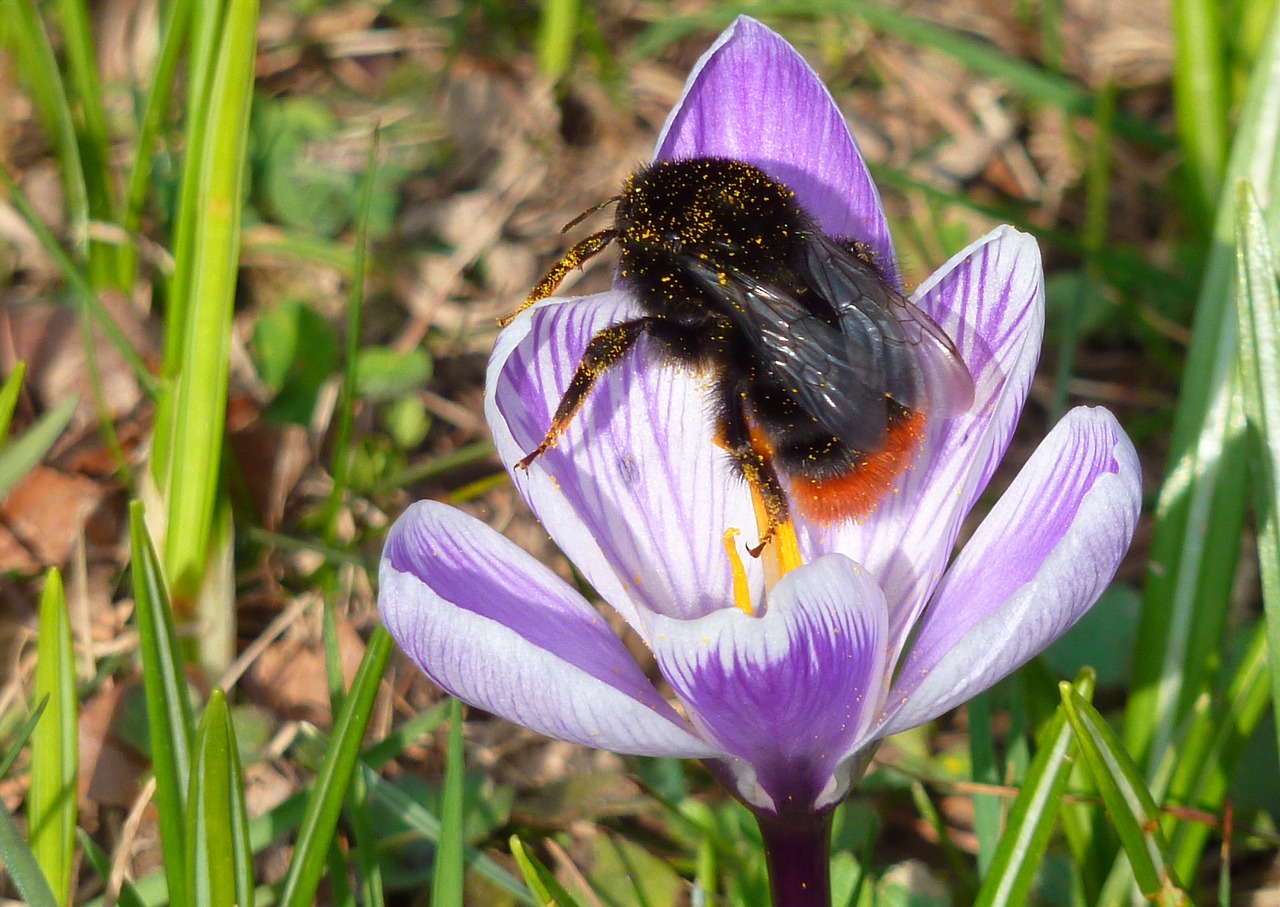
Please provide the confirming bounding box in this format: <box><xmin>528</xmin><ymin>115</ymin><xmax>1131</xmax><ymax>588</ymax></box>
<box><xmin>683</xmin><ymin>257</ymin><xmax>899</xmax><ymax>451</ymax></box>
<box><xmin>802</xmin><ymin>234</ymin><xmax>974</xmax><ymax>417</ymax></box>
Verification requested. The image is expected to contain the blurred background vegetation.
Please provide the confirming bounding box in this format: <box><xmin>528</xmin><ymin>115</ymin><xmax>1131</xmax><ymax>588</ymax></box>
<box><xmin>0</xmin><ymin>0</ymin><xmax>1277</xmax><ymax>904</ymax></box>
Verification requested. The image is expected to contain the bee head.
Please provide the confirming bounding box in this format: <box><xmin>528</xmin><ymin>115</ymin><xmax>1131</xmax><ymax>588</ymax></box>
<box><xmin>614</xmin><ymin>157</ymin><xmax>806</xmax><ymax>289</ymax></box>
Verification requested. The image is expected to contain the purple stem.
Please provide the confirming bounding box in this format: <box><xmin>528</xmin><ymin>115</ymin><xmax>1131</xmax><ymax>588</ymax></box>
<box><xmin>756</xmin><ymin>809</ymin><xmax>834</xmax><ymax>907</ymax></box>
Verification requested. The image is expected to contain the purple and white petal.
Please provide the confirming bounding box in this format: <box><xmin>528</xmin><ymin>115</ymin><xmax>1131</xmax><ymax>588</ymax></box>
<box><xmin>875</xmin><ymin>407</ymin><xmax>1141</xmax><ymax>738</ymax></box>
<box><xmin>380</xmin><ymin>501</ymin><xmax>722</xmax><ymax>758</ymax></box>
<box><xmin>487</xmin><ymin>294</ymin><xmax>762</xmax><ymax>632</ymax></box>
<box><xmin>654</xmin><ymin>16</ymin><xmax>899</xmax><ymax>288</ymax></box>
<box><xmin>800</xmin><ymin>226</ymin><xmax>1046</xmax><ymax>651</ymax></box>
<box><xmin>649</xmin><ymin>555</ymin><xmax>889</xmax><ymax>812</ymax></box>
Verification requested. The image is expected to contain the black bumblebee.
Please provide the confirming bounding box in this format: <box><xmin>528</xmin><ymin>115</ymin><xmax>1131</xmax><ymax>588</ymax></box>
<box><xmin>504</xmin><ymin>157</ymin><xmax>973</xmax><ymax>551</ymax></box>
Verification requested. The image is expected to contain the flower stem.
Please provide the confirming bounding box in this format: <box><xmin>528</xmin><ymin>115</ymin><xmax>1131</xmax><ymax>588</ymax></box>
<box><xmin>757</xmin><ymin>809</ymin><xmax>834</xmax><ymax>907</ymax></box>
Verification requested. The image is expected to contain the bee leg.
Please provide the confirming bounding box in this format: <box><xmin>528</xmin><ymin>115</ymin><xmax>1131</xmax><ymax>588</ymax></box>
<box><xmin>716</xmin><ymin>383</ymin><xmax>790</xmax><ymax>557</ymax></box>
<box><xmin>516</xmin><ymin>317</ymin><xmax>656</xmax><ymax>470</ymax></box>
<box><xmin>499</xmin><ymin>229</ymin><xmax>617</xmax><ymax>326</ymax></box>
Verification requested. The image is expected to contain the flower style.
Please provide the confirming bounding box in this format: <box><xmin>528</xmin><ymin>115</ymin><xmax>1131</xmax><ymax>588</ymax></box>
<box><xmin>379</xmin><ymin>15</ymin><xmax>1141</xmax><ymax>900</ymax></box>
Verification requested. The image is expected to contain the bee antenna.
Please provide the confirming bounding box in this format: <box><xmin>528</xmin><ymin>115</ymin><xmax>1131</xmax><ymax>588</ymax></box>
<box><xmin>562</xmin><ymin>196</ymin><xmax>620</xmax><ymax>233</ymax></box>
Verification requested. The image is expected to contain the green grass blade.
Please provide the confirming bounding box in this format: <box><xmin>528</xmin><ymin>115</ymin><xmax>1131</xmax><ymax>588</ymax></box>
<box><xmin>130</xmin><ymin>500</ymin><xmax>196</xmax><ymax>907</ymax></box>
<box><xmin>162</xmin><ymin>0</ymin><xmax>257</xmax><ymax>606</ymax></box>
<box><xmin>29</xmin><ymin>568</ymin><xmax>77</xmax><ymax>906</ymax></box>
<box><xmin>1125</xmin><ymin>0</ymin><xmax>1280</xmax><ymax>774</ymax></box>
<box><xmin>0</xmin><ymin>796</ymin><xmax>58</xmax><ymax>907</ymax></box>
<box><xmin>186</xmin><ymin>689</ymin><xmax>254</xmax><ymax>907</ymax></box>
<box><xmin>0</xmin><ymin>395</ymin><xmax>77</xmax><ymax>502</ymax></box>
<box><xmin>1061</xmin><ymin>685</ymin><xmax>1190</xmax><ymax>904</ymax></box>
<box><xmin>161</xmin><ymin>0</ymin><xmax>228</xmax><ymax>379</ymax></box>
<box><xmin>1233</xmin><ymin>179</ymin><xmax>1280</xmax><ymax>762</ymax></box>
<box><xmin>1239</xmin><ymin>0</ymin><xmax>1280</xmax><ymax>64</ymax></box>
<box><xmin>1166</xmin><ymin>623</ymin><xmax>1270</xmax><ymax>881</ymax></box>
<box><xmin>347</xmin><ymin>764</ymin><xmax>385</xmax><ymax>907</ymax></box>
<box><xmin>967</xmin><ymin>692</ymin><xmax>1001</xmax><ymax>877</ymax></box>
<box><xmin>510</xmin><ymin>835</ymin><xmax>582</xmax><ymax>907</ymax></box>
<box><xmin>537</xmin><ymin>0</ymin><xmax>580</xmax><ymax>80</ymax></box>
<box><xmin>373</xmin><ymin>440</ymin><xmax>496</xmax><ymax>496</ymax></box>
<box><xmin>1052</xmin><ymin>80</ymin><xmax>1116</xmax><ymax>417</ymax></box>
<box><xmin>76</xmin><ymin>698</ymin><xmax>469</xmax><ymax>907</ymax></box>
<box><xmin>364</xmin><ymin>767</ymin><xmax>536</xmax><ymax>905</ymax></box>
<box><xmin>1172</xmin><ymin>0</ymin><xmax>1230</xmax><ymax>220</ymax></box>
<box><xmin>0</xmin><ymin>697</ymin><xmax>47</xmax><ymax>779</ymax></box>
<box><xmin>0</xmin><ymin>361</ymin><xmax>27</xmax><ymax>442</ymax></box>
<box><xmin>432</xmin><ymin>698</ymin><xmax>467</xmax><ymax>906</ymax></box>
<box><xmin>150</xmin><ymin>0</ymin><xmax>228</xmax><ymax>488</ymax></box>
<box><xmin>322</xmin><ymin>601</ymin><xmax>345</xmax><ymax>709</ymax></box>
<box><xmin>277</xmin><ymin>626</ymin><xmax>392</xmax><ymax>907</ymax></box>
<box><xmin>120</xmin><ymin>0</ymin><xmax>195</xmax><ymax>287</ymax></box>
<box><xmin>0</xmin><ymin>167</ymin><xmax>155</xmax><ymax>392</ymax></box>
<box><xmin>362</xmin><ymin>701</ymin><xmax>452</xmax><ymax>766</ymax></box>
<box><xmin>322</xmin><ymin>133</ymin><xmax>379</xmax><ymax>542</ymax></box>
<box><xmin>0</xmin><ymin>0</ymin><xmax>90</xmax><ymax>258</ymax></box>
<box><xmin>975</xmin><ymin>671</ymin><xmax>1095</xmax><ymax>907</ymax></box>
<box><xmin>52</xmin><ymin>0</ymin><xmax>122</xmax><ymax>288</ymax></box>
<box><xmin>320</xmin><ymin>602</ymin><xmax>387</xmax><ymax>906</ymax></box>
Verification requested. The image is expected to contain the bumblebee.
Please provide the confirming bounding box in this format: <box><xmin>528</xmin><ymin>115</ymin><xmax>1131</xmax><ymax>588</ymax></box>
<box><xmin>504</xmin><ymin>157</ymin><xmax>974</xmax><ymax>551</ymax></box>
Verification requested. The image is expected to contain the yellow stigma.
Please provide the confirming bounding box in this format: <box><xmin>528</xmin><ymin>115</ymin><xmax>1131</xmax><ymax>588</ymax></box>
<box><xmin>749</xmin><ymin>488</ymin><xmax>803</xmax><ymax>590</ymax></box>
<box><xmin>720</xmin><ymin>485</ymin><xmax>805</xmax><ymax>618</ymax></box>
<box><xmin>723</xmin><ymin>529</ymin><xmax>754</xmax><ymax>616</ymax></box>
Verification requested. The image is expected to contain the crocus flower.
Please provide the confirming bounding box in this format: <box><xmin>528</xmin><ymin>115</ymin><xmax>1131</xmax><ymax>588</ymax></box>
<box><xmin>379</xmin><ymin>16</ymin><xmax>1141</xmax><ymax>905</ymax></box>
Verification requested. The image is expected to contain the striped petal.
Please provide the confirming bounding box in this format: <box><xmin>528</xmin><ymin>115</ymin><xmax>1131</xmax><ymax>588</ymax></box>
<box><xmin>876</xmin><ymin>407</ymin><xmax>1141</xmax><ymax>737</ymax></box>
<box><xmin>800</xmin><ymin>226</ymin><xmax>1046</xmax><ymax>652</ymax></box>
<box><xmin>380</xmin><ymin>501</ymin><xmax>720</xmax><ymax>757</ymax></box>
<box><xmin>486</xmin><ymin>292</ymin><xmax>762</xmax><ymax>634</ymax></box>
<box><xmin>655</xmin><ymin>15</ymin><xmax>899</xmax><ymax>289</ymax></box>
<box><xmin>649</xmin><ymin>554</ymin><xmax>888</xmax><ymax>812</ymax></box>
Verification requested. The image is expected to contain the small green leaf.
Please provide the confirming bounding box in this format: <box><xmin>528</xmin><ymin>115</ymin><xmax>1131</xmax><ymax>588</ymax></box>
<box><xmin>0</xmin><ymin>361</ymin><xmax>27</xmax><ymax>441</ymax></box>
<box><xmin>355</xmin><ymin>346</ymin><xmax>433</xmax><ymax>401</ymax></box>
<box><xmin>381</xmin><ymin>394</ymin><xmax>431</xmax><ymax>450</ymax></box>
<box><xmin>29</xmin><ymin>568</ymin><xmax>77</xmax><ymax>906</ymax></box>
<box><xmin>0</xmin><ymin>395</ymin><xmax>77</xmax><ymax>502</ymax></box>
<box><xmin>251</xmin><ymin>300</ymin><xmax>340</xmax><ymax>425</ymax></box>
<box><xmin>252</xmin><ymin>98</ymin><xmax>350</xmax><ymax>238</ymax></box>
<box><xmin>186</xmin><ymin>689</ymin><xmax>254</xmax><ymax>907</ymax></box>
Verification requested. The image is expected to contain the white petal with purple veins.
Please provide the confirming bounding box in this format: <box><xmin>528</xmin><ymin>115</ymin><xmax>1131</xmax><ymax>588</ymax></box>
<box><xmin>655</xmin><ymin>16</ymin><xmax>899</xmax><ymax>288</ymax></box>
<box><xmin>876</xmin><ymin>407</ymin><xmax>1141</xmax><ymax>737</ymax></box>
<box><xmin>801</xmin><ymin>226</ymin><xmax>1046</xmax><ymax>654</ymax></box>
<box><xmin>649</xmin><ymin>555</ymin><xmax>888</xmax><ymax>811</ymax></box>
<box><xmin>380</xmin><ymin>502</ymin><xmax>721</xmax><ymax>757</ymax></box>
<box><xmin>487</xmin><ymin>293</ymin><xmax>762</xmax><ymax>633</ymax></box>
